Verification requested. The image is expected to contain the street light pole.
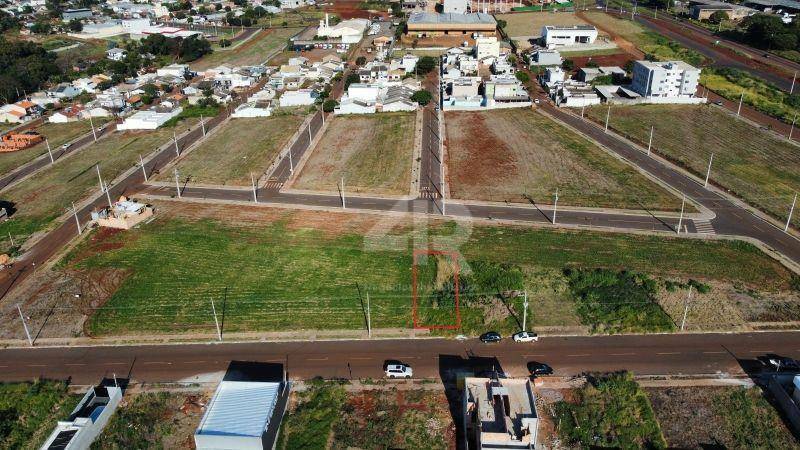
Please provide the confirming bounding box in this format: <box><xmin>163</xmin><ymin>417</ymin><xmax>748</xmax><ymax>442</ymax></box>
<box><xmin>704</xmin><ymin>153</ymin><xmax>714</xmax><ymax>188</ymax></box>
<box><xmin>45</xmin><ymin>138</ymin><xmax>54</xmax><ymax>163</ymax></box>
<box><xmin>647</xmin><ymin>125</ymin><xmax>653</xmax><ymax>156</ymax></box>
<box><xmin>785</xmin><ymin>193</ymin><xmax>797</xmax><ymax>232</ymax></box>
<box><xmin>552</xmin><ymin>188</ymin><xmax>559</xmax><ymax>224</ymax></box>
<box><xmin>604</xmin><ymin>105</ymin><xmax>611</xmax><ymax>132</ymax></box>
<box><xmin>677</xmin><ymin>194</ymin><xmax>685</xmax><ymax>234</ymax></box>
<box><xmin>17</xmin><ymin>304</ymin><xmax>32</xmax><ymax>347</ymax></box>
<box><xmin>174</xmin><ymin>169</ymin><xmax>181</xmax><ymax>198</ymax></box>
<box><xmin>736</xmin><ymin>92</ymin><xmax>744</xmax><ymax>116</ymax></box>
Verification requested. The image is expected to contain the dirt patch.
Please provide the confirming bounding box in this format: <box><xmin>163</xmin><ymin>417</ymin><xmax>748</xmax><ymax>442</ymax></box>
<box><xmin>445</xmin><ymin>111</ymin><xmax>517</xmax><ymax>189</ymax></box>
<box><xmin>576</xmin><ymin>10</ymin><xmax>643</xmax><ymax>58</ymax></box>
<box><xmin>321</xmin><ymin>0</ymin><xmax>388</xmax><ymax>19</ymax></box>
<box><xmin>646</xmin><ymin>386</ymin><xmax>733</xmax><ymax>449</ymax></box>
<box><xmin>567</xmin><ymin>52</ymin><xmax>634</xmax><ymax>69</ymax></box>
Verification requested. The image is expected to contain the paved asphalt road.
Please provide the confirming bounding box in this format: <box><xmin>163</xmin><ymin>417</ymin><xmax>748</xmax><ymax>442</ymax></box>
<box><xmin>419</xmin><ymin>71</ymin><xmax>443</xmax><ymax>201</ymax></box>
<box><xmin>0</xmin><ymin>331</ymin><xmax>797</xmax><ymax>384</ymax></box>
<box><xmin>0</xmin><ymin>123</ymin><xmax>117</xmax><ymax>193</ymax></box>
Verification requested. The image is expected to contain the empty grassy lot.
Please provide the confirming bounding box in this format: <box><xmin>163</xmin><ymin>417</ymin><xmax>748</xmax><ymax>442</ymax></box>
<box><xmin>585</xmin><ymin>104</ymin><xmax>800</xmax><ymax>228</ymax></box>
<box><xmin>59</xmin><ymin>202</ymin><xmax>793</xmax><ymax>336</ymax></box>
<box><xmin>191</xmin><ymin>27</ymin><xmax>301</xmax><ymax>70</ymax></box>
<box><xmin>292</xmin><ymin>112</ymin><xmax>415</xmax><ymax>196</ymax></box>
<box><xmin>0</xmin><ymin>381</ymin><xmax>80</xmax><ymax>449</ymax></box>
<box><xmin>0</xmin><ymin>120</ymin><xmax>95</xmax><ymax>176</ymax></box>
<box><xmin>497</xmin><ymin>11</ymin><xmax>590</xmax><ymax>37</ymax></box>
<box><xmin>0</xmin><ymin>122</ymin><xmax>196</xmax><ymax>249</ymax></box>
<box><xmin>156</xmin><ymin>112</ymin><xmax>305</xmax><ymax>186</ymax></box>
<box><xmin>445</xmin><ymin>109</ymin><xmax>682</xmax><ymax>210</ymax></box>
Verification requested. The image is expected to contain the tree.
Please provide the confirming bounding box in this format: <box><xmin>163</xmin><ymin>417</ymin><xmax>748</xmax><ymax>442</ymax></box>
<box><xmin>496</xmin><ymin>19</ymin><xmax>507</xmax><ymax>30</ymax></box>
<box><xmin>562</xmin><ymin>59</ymin><xmax>574</xmax><ymax>71</ymax></box>
<box><xmin>415</xmin><ymin>56</ymin><xmax>436</xmax><ymax>75</ymax></box>
<box><xmin>344</xmin><ymin>72</ymin><xmax>360</xmax><ymax>89</ymax></box>
<box><xmin>515</xmin><ymin>71</ymin><xmax>530</xmax><ymax>83</ymax></box>
<box><xmin>742</xmin><ymin>14</ymin><xmax>799</xmax><ymax>51</ymax></box>
<box><xmin>355</xmin><ymin>56</ymin><xmax>366</xmax><ymax>66</ymax></box>
<box><xmin>219</xmin><ymin>38</ymin><xmax>231</xmax><ymax>48</ymax></box>
<box><xmin>323</xmin><ymin>99</ymin><xmax>338</xmax><ymax>112</ymax></box>
<box><xmin>709</xmin><ymin>10</ymin><xmax>728</xmax><ymax>25</ymax></box>
<box><xmin>0</xmin><ymin>38</ymin><xmax>61</xmax><ymax>103</ymax></box>
<box><xmin>411</xmin><ymin>89</ymin><xmax>432</xmax><ymax>105</ymax></box>
<box><xmin>68</xmin><ymin>18</ymin><xmax>83</xmax><ymax>32</ymax></box>
<box><xmin>30</xmin><ymin>21</ymin><xmax>51</xmax><ymax>34</ymax></box>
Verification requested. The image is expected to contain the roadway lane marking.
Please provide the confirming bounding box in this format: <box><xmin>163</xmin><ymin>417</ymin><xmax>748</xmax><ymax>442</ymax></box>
<box><xmin>350</xmin><ymin>357</ymin><xmax>372</xmax><ymax>361</ymax></box>
<box><xmin>748</xmin><ymin>350</ymin><xmax>774</xmax><ymax>353</ymax></box>
<box><xmin>609</xmin><ymin>352</ymin><xmax>636</xmax><ymax>356</ymax></box>
<box><xmin>656</xmin><ymin>352</ymin><xmax>681</xmax><ymax>355</ymax></box>
<box><xmin>567</xmin><ymin>354</ymin><xmax>590</xmax><ymax>357</ymax></box>
<box><xmin>702</xmin><ymin>351</ymin><xmax>727</xmax><ymax>354</ymax></box>
<box><xmin>182</xmin><ymin>361</ymin><xmax>208</xmax><ymax>364</ymax></box>
<box><xmin>306</xmin><ymin>357</ymin><xmax>329</xmax><ymax>361</ymax></box>
<box><xmin>65</xmin><ymin>363</ymin><xmax>86</xmax><ymax>366</ymax></box>
<box><xmin>142</xmin><ymin>361</ymin><xmax>172</xmax><ymax>365</ymax></box>
<box><xmin>104</xmin><ymin>362</ymin><xmax>127</xmax><ymax>366</ymax></box>
<box><xmin>522</xmin><ymin>354</ymin><xmax>544</xmax><ymax>358</ymax></box>
<box><xmin>27</xmin><ymin>364</ymin><xmax>46</xmax><ymax>367</ymax></box>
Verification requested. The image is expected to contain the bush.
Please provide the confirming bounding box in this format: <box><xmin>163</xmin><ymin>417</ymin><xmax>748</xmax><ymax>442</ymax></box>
<box><xmin>322</xmin><ymin>99</ymin><xmax>338</xmax><ymax>112</ymax></box>
<box><xmin>344</xmin><ymin>72</ymin><xmax>360</xmax><ymax>90</ymax></box>
<box><xmin>355</xmin><ymin>55</ymin><xmax>366</xmax><ymax>66</ymax></box>
<box><xmin>515</xmin><ymin>71</ymin><xmax>530</xmax><ymax>83</ymax></box>
<box><xmin>561</xmin><ymin>59</ymin><xmax>574</xmax><ymax>71</ymax></box>
<box><xmin>219</xmin><ymin>38</ymin><xmax>231</xmax><ymax>48</ymax></box>
<box><xmin>415</xmin><ymin>56</ymin><xmax>436</xmax><ymax>75</ymax></box>
<box><xmin>410</xmin><ymin>89</ymin><xmax>432</xmax><ymax>105</ymax></box>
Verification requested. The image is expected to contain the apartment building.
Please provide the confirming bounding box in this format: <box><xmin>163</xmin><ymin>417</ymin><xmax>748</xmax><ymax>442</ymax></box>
<box><xmin>630</xmin><ymin>60</ymin><xmax>701</xmax><ymax>101</ymax></box>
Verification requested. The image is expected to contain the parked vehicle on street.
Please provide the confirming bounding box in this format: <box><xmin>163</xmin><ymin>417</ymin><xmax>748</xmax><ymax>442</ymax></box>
<box><xmin>512</xmin><ymin>331</ymin><xmax>539</xmax><ymax>343</ymax></box>
<box><xmin>479</xmin><ymin>331</ymin><xmax>502</xmax><ymax>343</ymax></box>
<box><xmin>527</xmin><ymin>361</ymin><xmax>553</xmax><ymax>376</ymax></box>
<box><xmin>385</xmin><ymin>363</ymin><xmax>413</xmax><ymax>378</ymax></box>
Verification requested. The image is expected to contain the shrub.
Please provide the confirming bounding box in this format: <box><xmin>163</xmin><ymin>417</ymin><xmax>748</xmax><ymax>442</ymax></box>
<box><xmin>410</xmin><ymin>89</ymin><xmax>432</xmax><ymax>105</ymax></box>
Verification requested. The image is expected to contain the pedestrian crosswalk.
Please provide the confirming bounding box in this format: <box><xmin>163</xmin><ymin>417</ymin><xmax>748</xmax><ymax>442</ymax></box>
<box><xmin>419</xmin><ymin>187</ymin><xmax>439</xmax><ymax>199</ymax></box>
<box><xmin>693</xmin><ymin>219</ymin><xmax>716</xmax><ymax>235</ymax></box>
<box><xmin>263</xmin><ymin>181</ymin><xmax>283</xmax><ymax>190</ymax></box>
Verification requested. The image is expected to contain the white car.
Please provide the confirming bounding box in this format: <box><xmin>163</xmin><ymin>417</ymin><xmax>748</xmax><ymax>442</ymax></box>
<box><xmin>512</xmin><ymin>331</ymin><xmax>539</xmax><ymax>343</ymax></box>
<box><xmin>61</xmin><ymin>143</ymin><xmax>71</xmax><ymax>150</ymax></box>
<box><xmin>385</xmin><ymin>364</ymin><xmax>413</xmax><ymax>378</ymax></box>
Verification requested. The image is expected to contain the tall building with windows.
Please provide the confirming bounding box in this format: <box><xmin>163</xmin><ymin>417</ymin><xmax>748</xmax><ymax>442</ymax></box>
<box><xmin>630</xmin><ymin>60</ymin><xmax>701</xmax><ymax>100</ymax></box>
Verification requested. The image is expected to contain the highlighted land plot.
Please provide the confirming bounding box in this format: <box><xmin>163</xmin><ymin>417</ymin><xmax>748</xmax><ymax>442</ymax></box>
<box><xmin>412</xmin><ymin>249</ymin><xmax>461</xmax><ymax>330</ymax></box>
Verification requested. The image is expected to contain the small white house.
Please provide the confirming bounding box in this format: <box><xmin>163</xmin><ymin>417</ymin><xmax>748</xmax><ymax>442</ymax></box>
<box><xmin>542</xmin><ymin>25</ymin><xmax>598</xmax><ymax>48</ymax></box>
<box><xmin>278</xmin><ymin>89</ymin><xmax>318</xmax><ymax>107</ymax></box>
<box><xmin>39</xmin><ymin>384</ymin><xmax>123</xmax><ymax>450</ymax></box>
<box><xmin>106</xmin><ymin>48</ymin><xmax>127</xmax><ymax>61</ymax></box>
<box><xmin>117</xmin><ymin>107</ymin><xmax>182</xmax><ymax>130</ymax></box>
<box><xmin>231</xmin><ymin>101</ymin><xmax>273</xmax><ymax>118</ymax></box>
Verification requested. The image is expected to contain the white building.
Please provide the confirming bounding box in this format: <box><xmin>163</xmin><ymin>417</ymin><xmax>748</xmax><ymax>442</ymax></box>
<box><xmin>400</xmin><ymin>54</ymin><xmax>419</xmax><ymax>73</ymax></box>
<box><xmin>475</xmin><ymin>36</ymin><xmax>500</xmax><ymax>61</ymax></box>
<box><xmin>541</xmin><ymin>25</ymin><xmax>598</xmax><ymax>48</ymax></box>
<box><xmin>117</xmin><ymin>107</ymin><xmax>182</xmax><ymax>130</ymax></box>
<box><xmin>279</xmin><ymin>89</ymin><xmax>318</xmax><ymax>107</ymax></box>
<box><xmin>157</xmin><ymin>64</ymin><xmax>190</xmax><ymax>78</ymax></box>
<box><xmin>444</xmin><ymin>0</ymin><xmax>469</xmax><ymax>14</ymax></box>
<box><xmin>39</xmin><ymin>384</ymin><xmax>123</xmax><ymax>450</ymax></box>
<box><xmin>316</xmin><ymin>15</ymin><xmax>369</xmax><ymax>44</ymax></box>
<box><xmin>231</xmin><ymin>101</ymin><xmax>273</xmax><ymax>118</ymax></box>
<box><xmin>463</xmin><ymin>377</ymin><xmax>539</xmax><ymax>450</ymax></box>
<box><xmin>106</xmin><ymin>48</ymin><xmax>127</xmax><ymax>61</ymax></box>
<box><xmin>529</xmin><ymin>49</ymin><xmax>562</xmax><ymax>66</ymax></box>
<box><xmin>195</xmin><ymin>380</ymin><xmax>288</xmax><ymax>450</ymax></box>
<box><xmin>630</xmin><ymin>60</ymin><xmax>703</xmax><ymax>103</ymax></box>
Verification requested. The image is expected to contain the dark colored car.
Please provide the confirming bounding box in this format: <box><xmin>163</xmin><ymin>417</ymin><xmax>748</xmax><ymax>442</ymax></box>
<box><xmin>760</xmin><ymin>355</ymin><xmax>800</xmax><ymax>372</ymax></box>
<box><xmin>527</xmin><ymin>361</ymin><xmax>554</xmax><ymax>376</ymax></box>
<box><xmin>479</xmin><ymin>331</ymin><xmax>502</xmax><ymax>343</ymax></box>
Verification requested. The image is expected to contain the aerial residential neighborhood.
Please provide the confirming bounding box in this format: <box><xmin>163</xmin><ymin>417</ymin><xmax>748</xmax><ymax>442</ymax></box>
<box><xmin>0</xmin><ymin>0</ymin><xmax>799</xmax><ymax>448</ymax></box>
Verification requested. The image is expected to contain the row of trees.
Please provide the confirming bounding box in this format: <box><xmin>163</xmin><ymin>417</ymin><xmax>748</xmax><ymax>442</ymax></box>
<box><xmin>740</xmin><ymin>14</ymin><xmax>800</xmax><ymax>51</ymax></box>
<box><xmin>0</xmin><ymin>38</ymin><xmax>61</xmax><ymax>103</ymax></box>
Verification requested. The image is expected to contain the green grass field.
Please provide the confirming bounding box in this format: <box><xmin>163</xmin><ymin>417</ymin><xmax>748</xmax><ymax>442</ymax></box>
<box><xmin>0</xmin><ymin>120</ymin><xmax>196</xmax><ymax>250</ymax></box>
<box><xmin>62</xmin><ymin>205</ymin><xmax>793</xmax><ymax>336</ymax></box>
<box><xmin>585</xmin><ymin>104</ymin><xmax>800</xmax><ymax>228</ymax></box>
<box><xmin>292</xmin><ymin>112</ymin><xmax>416</xmax><ymax>196</ymax></box>
<box><xmin>0</xmin><ymin>120</ymin><xmax>96</xmax><ymax>176</ymax></box>
<box><xmin>157</xmin><ymin>112</ymin><xmax>305</xmax><ymax>186</ymax></box>
<box><xmin>191</xmin><ymin>27</ymin><xmax>301</xmax><ymax>70</ymax></box>
<box><xmin>701</xmin><ymin>67</ymin><xmax>800</xmax><ymax>124</ymax></box>
<box><xmin>0</xmin><ymin>381</ymin><xmax>80</xmax><ymax>449</ymax></box>
<box><xmin>496</xmin><ymin>11</ymin><xmax>590</xmax><ymax>37</ymax></box>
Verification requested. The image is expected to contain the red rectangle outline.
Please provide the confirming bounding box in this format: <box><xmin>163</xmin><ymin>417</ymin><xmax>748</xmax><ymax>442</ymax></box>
<box><xmin>412</xmin><ymin>249</ymin><xmax>460</xmax><ymax>330</ymax></box>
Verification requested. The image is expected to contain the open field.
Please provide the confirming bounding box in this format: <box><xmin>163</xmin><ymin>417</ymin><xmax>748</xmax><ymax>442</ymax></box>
<box><xmin>647</xmin><ymin>386</ymin><xmax>800</xmax><ymax>449</ymax></box>
<box><xmin>93</xmin><ymin>391</ymin><xmax>209</xmax><ymax>449</ymax></box>
<box><xmin>445</xmin><ymin>109</ymin><xmax>683</xmax><ymax>211</ymax></box>
<box><xmin>49</xmin><ymin>202</ymin><xmax>795</xmax><ymax>337</ymax></box>
<box><xmin>497</xmin><ymin>11</ymin><xmax>591</xmax><ymax>38</ymax></box>
<box><xmin>702</xmin><ymin>67</ymin><xmax>800</xmax><ymax>124</ymax></box>
<box><xmin>0</xmin><ymin>381</ymin><xmax>80</xmax><ymax>449</ymax></box>
<box><xmin>292</xmin><ymin>112</ymin><xmax>415</xmax><ymax>196</ymax></box>
<box><xmin>156</xmin><ymin>112</ymin><xmax>305</xmax><ymax>186</ymax></box>
<box><xmin>585</xmin><ymin>104</ymin><xmax>800</xmax><ymax>228</ymax></box>
<box><xmin>580</xmin><ymin>11</ymin><xmax>704</xmax><ymax>65</ymax></box>
<box><xmin>0</xmin><ymin>120</ymin><xmax>95</xmax><ymax>176</ymax></box>
<box><xmin>279</xmin><ymin>382</ymin><xmax>454</xmax><ymax>450</ymax></box>
<box><xmin>191</xmin><ymin>27</ymin><xmax>301</xmax><ymax>70</ymax></box>
<box><xmin>0</xmin><ymin>121</ymin><xmax>195</xmax><ymax>248</ymax></box>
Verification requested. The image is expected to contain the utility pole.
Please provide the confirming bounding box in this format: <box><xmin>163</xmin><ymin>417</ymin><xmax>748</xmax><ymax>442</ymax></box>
<box><xmin>104</xmin><ymin>181</ymin><xmax>113</xmax><ymax>210</ymax></box>
<box><xmin>647</xmin><ymin>125</ymin><xmax>653</xmax><ymax>156</ymax></box>
<box><xmin>677</xmin><ymin>194</ymin><xmax>685</xmax><ymax>234</ymax></box>
<box><xmin>173</xmin><ymin>131</ymin><xmax>180</xmax><ymax>157</ymax></box>
<box><xmin>7</xmin><ymin>232</ymin><xmax>13</xmax><ymax>248</ymax></box>
<box><xmin>341</xmin><ymin>177</ymin><xmax>346</xmax><ymax>209</ymax></box>
<box><xmin>736</xmin><ymin>92</ymin><xmax>744</xmax><ymax>116</ymax></box>
<box><xmin>704</xmin><ymin>153</ymin><xmax>713</xmax><ymax>188</ymax></box>
<box><xmin>581</xmin><ymin>104</ymin><xmax>585</xmax><ymax>118</ymax></box>
<box><xmin>552</xmin><ymin>188</ymin><xmax>559</xmax><ymax>224</ymax></box>
<box><xmin>72</xmin><ymin>202</ymin><xmax>81</xmax><ymax>236</ymax></box>
<box><xmin>251</xmin><ymin>173</ymin><xmax>258</xmax><ymax>203</ymax></box>
<box><xmin>96</xmin><ymin>164</ymin><xmax>105</xmax><ymax>193</ymax></box>
<box><xmin>789</xmin><ymin>113</ymin><xmax>796</xmax><ymax>141</ymax></box>
<box><xmin>17</xmin><ymin>304</ymin><xmax>32</xmax><ymax>347</ymax></box>
<box><xmin>89</xmin><ymin>114</ymin><xmax>97</xmax><ymax>142</ymax></box>
<box><xmin>522</xmin><ymin>291</ymin><xmax>528</xmax><ymax>330</ymax></box>
<box><xmin>366</xmin><ymin>291</ymin><xmax>371</xmax><ymax>338</ymax></box>
<box><xmin>140</xmin><ymin>155</ymin><xmax>148</xmax><ymax>181</ymax></box>
<box><xmin>174</xmin><ymin>169</ymin><xmax>181</xmax><ymax>198</ymax></box>
<box><xmin>604</xmin><ymin>105</ymin><xmax>611</xmax><ymax>132</ymax></box>
<box><xmin>680</xmin><ymin>285</ymin><xmax>693</xmax><ymax>331</ymax></box>
<box><xmin>307</xmin><ymin>122</ymin><xmax>312</xmax><ymax>145</ymax></box>
<box><xmin>200</xmin><ymin>114</ymin><xmax>206</xmax><ymax>136</ymax></box>
<box><xmin>791</xmin><ymin>71</ymin><xmax>797</xmax><ymax>95</ymax></box>
<box><xmin>211</xmin><ymin>297</ymin><xmax>222</xmax><ymax>341</ymax></box>
<box><xmin>785</xmin><ymin>193</ymin><xmax>797</xmax><ymax>232</ymax></box>
<box><xmin>288</xmin><ymin>149</ymin><xmax>294</xmax><ymax>174</ymax></box>
<box><xmin>45</xmin><ymin>138</ymin><xmax>54</xmax><ymax>163</ymax></box>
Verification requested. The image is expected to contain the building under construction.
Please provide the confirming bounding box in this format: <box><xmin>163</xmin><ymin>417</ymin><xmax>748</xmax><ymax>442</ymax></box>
<box><xmin>0</xmin><ymin>131</ymin><xmax>44</xmax><ymax>152</ymax></box>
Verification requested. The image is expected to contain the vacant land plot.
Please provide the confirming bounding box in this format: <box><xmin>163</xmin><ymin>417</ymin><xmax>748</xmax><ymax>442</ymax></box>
<box><xmin>0</xmin><ymin>120</ymin><xmax>94</xmax><ymax>176</ymax></box>
<box><xmin>445</xmin><ymin>109</ymin><xmax>682</xmax><ymax>210</ymax></box>
<box><xmin>55</xmin><ymin>201</ymin><xmax>794</xmax><ymax>337</ymax></box>
<box><xmin>157</xmin><ymin>112</ymin><xmax>304</xmax><ymax>186</ymax></box>
<box><xmin>292</xmin><ymin>112</ymin><xmax>415</xmax><ymax>196</ymax></box>
<box><xmin>93</xmin><ymin>391</ymin><xmax>209</xmax><ymax>449</ymax></box>
<box><xmin>585</xmin><ymin>104</ymin><xmax>800</xmax><ymax>228</ymax></box>
<box><xmin>191</xmin><ymin>27</ymin><xmax>301</xmax><ymax>70</ymax></box>
<box><xmin>279</xmin><ymin>383</ymin><xmax>454</xmax><ymax>450</ymax></box>
<box><xmin>647</xmin><ymin>386</ymin><xmax>799</xmax><ymax>449</ymax></box>
<box><xmin>0</xmin><ymin>381</ymin><xmax>80</xmax><ymax>449</ymax></box>
<box><xmin>0</xmin><ymin>122</ymin><xmax>195</xmax><ymax>248</ymax></box>
<box><xmin>497</xmin><ymin>11</ymin><xmax>590</xmax><ymax>38</ymax></box>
